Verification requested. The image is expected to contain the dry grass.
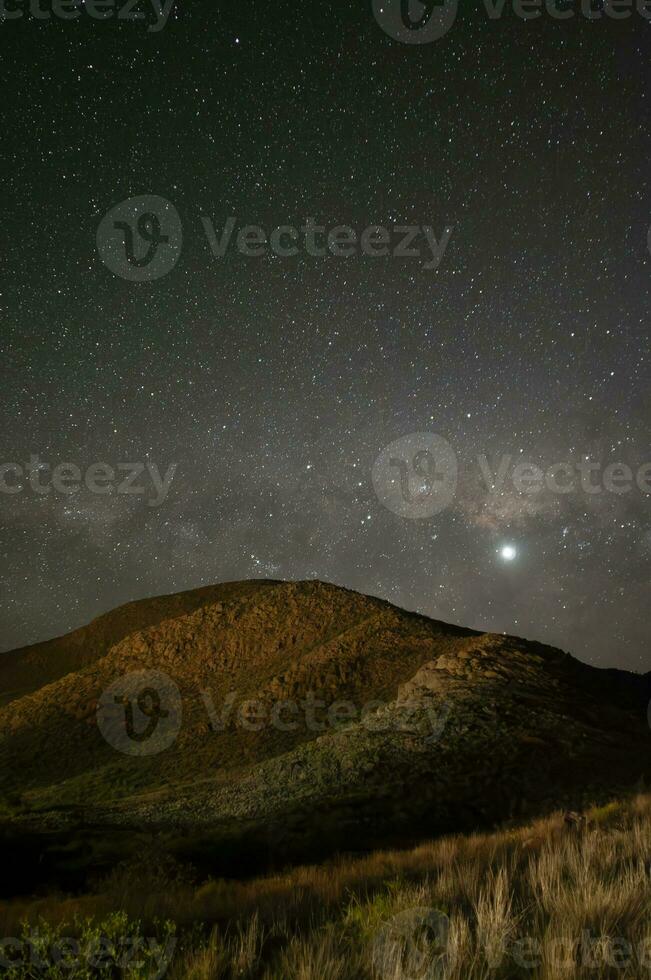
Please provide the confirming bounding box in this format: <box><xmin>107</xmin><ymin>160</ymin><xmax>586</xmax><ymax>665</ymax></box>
<box><xmin>1</xmin><ymin>794</ymin><xmax>650</xmax><ymax>978</ymax></box>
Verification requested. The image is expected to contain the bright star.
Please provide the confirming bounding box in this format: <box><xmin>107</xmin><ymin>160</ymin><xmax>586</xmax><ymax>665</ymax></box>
<box><xmin>500</xmin><ymin>545</ymin><xmax>517</xmax><ymax>562</ymax></box>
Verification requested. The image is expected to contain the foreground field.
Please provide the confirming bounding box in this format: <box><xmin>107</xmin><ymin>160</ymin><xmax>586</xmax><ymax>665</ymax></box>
<box><xmin>1</xmin><ymin>794</ymin><xmax>650</xmax><ymax>978</ymax></box>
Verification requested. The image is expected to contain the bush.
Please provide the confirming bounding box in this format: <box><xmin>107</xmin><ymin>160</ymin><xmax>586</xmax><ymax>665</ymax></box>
<box><xmin>1</xmin><ymin>912</ymin><xmax>176</xmax><ymax>979</ymax></box>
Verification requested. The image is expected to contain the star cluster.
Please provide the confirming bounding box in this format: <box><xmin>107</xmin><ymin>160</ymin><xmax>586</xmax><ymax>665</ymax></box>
<box><xmin>0</xmin><ymin>3</ymin><xmax>649</xmax><ymax>670</ymax></box>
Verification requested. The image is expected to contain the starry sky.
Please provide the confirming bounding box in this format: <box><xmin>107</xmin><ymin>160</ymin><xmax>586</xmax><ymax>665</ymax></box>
<box><xmin>1</xmin><ymin>2</ymin><xmax>650</xmax><ymax>671</ymax></box>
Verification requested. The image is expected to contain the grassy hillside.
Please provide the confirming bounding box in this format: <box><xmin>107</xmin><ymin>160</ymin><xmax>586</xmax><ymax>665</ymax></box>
<box><xmin>1</xmin><ymin>794</ymin><xmax>650</xmax><ymax>978</ymax></box>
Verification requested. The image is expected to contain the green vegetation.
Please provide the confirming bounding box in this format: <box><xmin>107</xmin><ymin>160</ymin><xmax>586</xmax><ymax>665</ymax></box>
<box><xmin>1</xmin><ymin>794</ymin><xmax>650</xmax><ymax>978</ymax></box>
<box><xmin>0</xmin><ymin>912</ymin><xmax>176</xmax><ymax>979</ymax></box>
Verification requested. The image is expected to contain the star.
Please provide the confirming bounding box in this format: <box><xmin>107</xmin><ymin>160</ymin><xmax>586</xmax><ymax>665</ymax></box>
<box><xmin>0</xmin><ymin>2</ymin><xmax>646</xmax><ymax>674</ymax></box>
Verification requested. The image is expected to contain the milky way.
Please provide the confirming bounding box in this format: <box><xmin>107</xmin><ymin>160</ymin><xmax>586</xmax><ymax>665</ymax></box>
<box><xmin>1</xmin><ymin>3</ymin><xmax>649</xmax><ymax>670</ymax></box>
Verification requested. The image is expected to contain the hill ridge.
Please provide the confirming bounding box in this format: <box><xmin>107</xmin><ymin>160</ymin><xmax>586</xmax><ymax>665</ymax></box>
<box><xmin>1</xmin><ymin>579</ymin><xmax>649</xmax><ymax>873</ymax></box>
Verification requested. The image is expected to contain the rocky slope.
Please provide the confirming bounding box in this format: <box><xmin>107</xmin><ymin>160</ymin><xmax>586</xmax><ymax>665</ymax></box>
<box><xmin>0</xmin><ymin>580</ymin><xmax>277</xmax><ymax>706</ymax></box>
<box><xmin>0</xmin><ymin>580</ymin><xmax>649</xmax><ymax>871</ymax></box>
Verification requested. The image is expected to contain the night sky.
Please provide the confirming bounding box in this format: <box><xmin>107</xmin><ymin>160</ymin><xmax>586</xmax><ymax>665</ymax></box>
<box><xmin>1</xmin><ymin>2</ymin><xmax>650</xmax><ymax>671</ymax></box>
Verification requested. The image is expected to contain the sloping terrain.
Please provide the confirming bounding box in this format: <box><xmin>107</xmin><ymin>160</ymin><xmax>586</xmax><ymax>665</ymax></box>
<box><xmin>0</xmin><ymin>581</ymin><xmax>474</xmax><ymax>808</ymax></box>
<box><xmin>0</xmin><ymin>580</ymin><xmax>278</xmax><ymax>706</ymax></box>
<box><xmin>0</xmin><ymin>579</ymin><xmax>649</xmax><ymax>876</ymax></box>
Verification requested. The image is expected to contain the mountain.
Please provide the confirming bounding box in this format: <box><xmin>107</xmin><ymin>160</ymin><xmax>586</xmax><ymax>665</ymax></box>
<box><xmin>1</xmin><ymin>579</ymin><xmax>649</xmax><ymax>883</ymax></box>
<box><xmin>0</xmin><ymin>580</ymin><xmax>278</xmax><ymax>707</ymax></box>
